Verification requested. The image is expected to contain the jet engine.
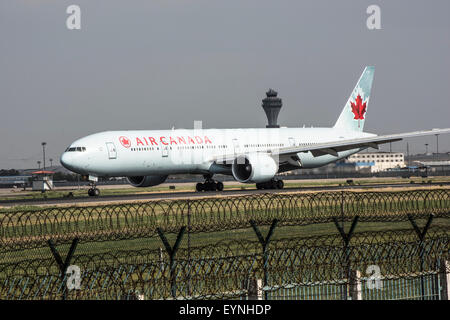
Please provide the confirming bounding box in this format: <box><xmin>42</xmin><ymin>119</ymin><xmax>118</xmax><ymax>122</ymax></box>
<box><xmin>126</xmin><ymin>175</ymin><xmax>168</xmax><ymax>187</ymax></box>
<box><xmin>231</xmin><ymin>154</ymin><xmax>278</xmax><ymax>183</ymax></box>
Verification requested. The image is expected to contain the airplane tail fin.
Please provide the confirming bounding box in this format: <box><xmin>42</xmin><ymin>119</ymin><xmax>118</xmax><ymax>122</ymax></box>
<box><xmin>334</xmin><ymin>66</ymin><xmax>375</xmax><ymax>132</ymax></box>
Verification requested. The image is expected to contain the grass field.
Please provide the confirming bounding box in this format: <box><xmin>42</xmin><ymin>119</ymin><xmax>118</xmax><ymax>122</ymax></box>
<box><xmin>4</xmin><ymin>218</ymin><xmax>448</xmax><ymax>265</ymax></box>
<box><xmin>1</xmin><ymin>189</ymin><xmax>448</xmax><ymax>258</ymax></box>
<box><xmin>1</xmin><ymin>176</ymin><xmax>450</xmax><ymax>203</ymax></box>
<box><xmin>1</xmin><ymin>189</ymin><xmax>449</xmax><ymax>245</ymax></box>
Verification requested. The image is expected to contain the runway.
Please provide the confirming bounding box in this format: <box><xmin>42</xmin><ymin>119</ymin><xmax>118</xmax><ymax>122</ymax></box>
<box><xmin>2</xmin><ymin>181</ymin><xmax>450</xmax><ymax>207</ymax></box>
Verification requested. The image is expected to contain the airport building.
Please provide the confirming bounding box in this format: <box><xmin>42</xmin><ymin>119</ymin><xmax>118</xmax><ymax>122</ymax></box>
<box><xmin>0</xmin><ymin>175</ymin><xmax>32</xmax><ymax>188</ymax></box>
<box><xmin>345</xmin><ymin>152</ymin><xmax>405</xmax><ymax>173</ymax></box>
<box><xmin>283</xmin><ymin>151</ymin><xmax>407</xmax><ymax>176</ymax></box>
<box><xmin>31</xmin><ymin>170</ymin><xmax>55</xmax><ymax>191</ymax></box>
<box><xmin>409</xmin><ymin>152</ymin><xmax>450</xmax><ymax>174</ymax></box>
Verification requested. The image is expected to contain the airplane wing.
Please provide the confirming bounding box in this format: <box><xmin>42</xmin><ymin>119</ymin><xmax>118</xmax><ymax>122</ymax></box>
<box><xmin>212</xmin><ymin>128</ymin><xmax>450</xmax><ymax>163</ymax></box>
<box><xmin>274</xmin><ymin>128</ymin><xmax>450</xmax><ymax>158</ymax></box>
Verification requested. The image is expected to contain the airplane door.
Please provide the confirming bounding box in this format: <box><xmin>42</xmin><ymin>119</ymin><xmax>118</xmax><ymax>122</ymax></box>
<box><xmin>288</xmin><ymin>137</ymin><xmax>296</xmax><ymax>147</ymax></box>
<box><xmin>106</xmin><ymin>142</ymin><xmax>117</xmax><ymax>159</ymax></box>
<box><xmin>232</xmin><ymin>139</ymin><xmax>240</xmax><ymax>154</ymax></box>
<box><xmin>161</xmin><ymin>145</ymin><xmax>169</xmax><ymax>157</ymax></box>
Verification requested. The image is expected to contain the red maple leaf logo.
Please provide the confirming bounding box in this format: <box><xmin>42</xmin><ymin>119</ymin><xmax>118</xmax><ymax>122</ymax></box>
<box><xmin>350</xmin><ymin>95</ymin><xmax>367</xmax><ymax>120</ymax></box>
<box><xmin>119</xmin><ymin>136</ymin><xmax>131</xmax><ymax>148</ymax></box>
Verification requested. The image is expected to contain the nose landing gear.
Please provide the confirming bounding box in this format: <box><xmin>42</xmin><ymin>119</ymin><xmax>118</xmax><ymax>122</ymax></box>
<box><xmin>87</xmin><ymin>178</ymin><xmax>100</xmax><ymax>196</ymax></box>
<box><xmin>256</xmin><ymin>179</ymin><xmax>284</xmax><ymax>190</ymax></box>
<box><xmin>196</xmin><ymin>175</ymin><xmax>224</xmax><ymax>192</ymax></box>
<box><xmin>88</xmin><ymin>187</ymin><xmax>100</xmax><ymax>196</ymax></box>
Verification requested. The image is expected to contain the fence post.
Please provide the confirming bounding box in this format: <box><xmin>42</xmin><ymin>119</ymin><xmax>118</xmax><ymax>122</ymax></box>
<box><xmin>247</xmin><ymin>278</ymin><xmax>263</xmax><ymax>300</ymax></box>
<box><xmin>439</xmin><ymin>260</ymin><xmax>450</xmax><ymax>300</ymax></box>
<box><xmin>159</xmin><ymin>247</ymin><xmax>164</xmax><ymax>269</ymax></box>
<box><xmin>340</xmin><ymin>191</ymin><xmax>345</xmax><ymax>231</ymax></box>
<box><xmin>407</xmin><ymin>214</ymin><xmax>433</xmax><ymax>300</ymax></box>
<box><xmin>250</xmin><ymin>219</ymin><xmax>278</xmax><ymax>300</ymax></box>
<box><xmin>47</xmin><ymin>238</ymin><xmax>79</xmax><ymax>300</ymax></box>
<box><xmin>333</xmin><ymin>216</ymin><xmax>359</xmax><ymax>300</ymax></box>
<box><xmin>156</xmin><ymin>226</ymin><xmax>186</xmax><ymax>299</ymax></box>
<box><xmin>187</xmin><ymin>199</ymin><xmax>192</xmax><ymax>297</ymax></box>
<box><xmin>349</xmin><ymin>270</ymin><xmax>362</xmax><ymax>300</ymax></box>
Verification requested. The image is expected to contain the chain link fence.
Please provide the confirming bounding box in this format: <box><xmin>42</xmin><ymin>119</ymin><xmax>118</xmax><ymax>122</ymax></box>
<box><xmin>0</xmin><ymin>189</ymin><xmax>449</xmax><ymax>300</ymax></box>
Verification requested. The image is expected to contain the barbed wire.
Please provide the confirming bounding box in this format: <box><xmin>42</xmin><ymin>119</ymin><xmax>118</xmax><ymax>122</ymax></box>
<box><xmin>0</xmin><ymin>226</ymin><xmax>448</xmax><ymax>300</ymax></box>
<box><xmin>1</xmin><ymin>189</ymin><xmax>449</xmax><ymax>250</ymax></box>
<box><xmin>1</xmin><ymin>190</ymin><xmax>449</xmax><ymax>300</ymax></box>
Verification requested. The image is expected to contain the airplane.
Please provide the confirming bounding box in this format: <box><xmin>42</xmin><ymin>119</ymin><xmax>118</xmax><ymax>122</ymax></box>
<box><xmin>60</xmin><ymin>66</ymin><xmax>450</xmax><ymax>196</ymax></box>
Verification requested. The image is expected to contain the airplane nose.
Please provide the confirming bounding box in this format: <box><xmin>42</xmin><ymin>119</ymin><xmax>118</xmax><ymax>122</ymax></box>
<box><xmin>60</xmin><ymin>152</ymin><xmax>75</xmax><ymax>171</ymax></box>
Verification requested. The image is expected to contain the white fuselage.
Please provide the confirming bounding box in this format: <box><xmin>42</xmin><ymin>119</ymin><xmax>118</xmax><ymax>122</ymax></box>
<box><xmin>60</xmin><ymin>127</ymin><xmax>375</xmax><ymax>179</ymax></box>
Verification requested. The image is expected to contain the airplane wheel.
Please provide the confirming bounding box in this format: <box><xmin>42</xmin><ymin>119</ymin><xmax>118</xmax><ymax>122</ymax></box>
<box><xmin>88</xmin><ymin>188</ymin><xmax>100</xmax><ymax>196</ymax></box>
<box><xmin>202</xmin><ymin>180</ymin><xmax>218</xmax><ymax>191</ymax></box>
<box><xmin>196</xmin><ymin>183</ymin><xmax>204</xmax><ymax>192</ymax></box>
<box><xmin>256</xmin><ymin>183</ymin><xmax>262</xmax><ymax>190</ymax></box>
<box><xmin>277</xmin><ymin>180</ymin><xmax>284</xmax><ymax>189</ymax></box>
<box><xmin>198</xmin><ymin>180</ymin><xmax>222</xmax><ymax>192</ymax></box>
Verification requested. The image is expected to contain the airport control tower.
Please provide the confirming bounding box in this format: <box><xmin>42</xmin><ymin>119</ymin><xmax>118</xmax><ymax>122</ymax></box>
<box><xmin>262</xmin><ymin>89</ymin><xmax>282</xmax><ymax>128</ymax></box>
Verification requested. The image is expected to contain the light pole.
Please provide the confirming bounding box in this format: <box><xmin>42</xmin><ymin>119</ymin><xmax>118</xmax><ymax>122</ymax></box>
<box><xmin>41</xmin><ymin>142</ymin><xmax>47</xmax><ymax>170</ymax></box>
<box><xmin>406</xmin><ymin>142</ymin><xmax>409</xmax><ymax>167</ymax></box>
<box><xmin>425</xmin><ymin>143</ymin><xmax>429</xmax><ymax>155</ymax></box>
<box><xmin>37</xmin><ymin>161</ymin><xmax>41</xmax><ymax>170</ymax></box>
<box><xmin>50</xmin><ymin>158</ymin><xmax>53</xmax><ymax>168</ymax></box>
<box><xmin>435</xmin><ymin>134</ymin><xmax>439</xmax><ymax>157</ymax></box>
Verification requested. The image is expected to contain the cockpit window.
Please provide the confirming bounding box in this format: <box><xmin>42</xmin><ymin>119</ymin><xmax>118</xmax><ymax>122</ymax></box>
<box><xmin>65</xmin><ymin>147</ymin><xmax>86</xmax><ymax>152</ymax></box>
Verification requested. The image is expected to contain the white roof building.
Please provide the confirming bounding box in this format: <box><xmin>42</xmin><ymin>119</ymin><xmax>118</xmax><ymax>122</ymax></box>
<box><xmin>346</xmin><ymin>152</ymin><xmax>405</xmax><ymax>173</ymax></box>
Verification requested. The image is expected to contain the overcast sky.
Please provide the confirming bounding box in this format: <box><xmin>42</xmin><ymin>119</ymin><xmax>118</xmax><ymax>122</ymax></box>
<box><xmin>1</xmin><ymin>0</ymin><xmax>449</xmax><ymax>169</ymax></box>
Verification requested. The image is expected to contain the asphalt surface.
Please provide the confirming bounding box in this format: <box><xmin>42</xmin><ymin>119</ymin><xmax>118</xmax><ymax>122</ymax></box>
<box><xmin>1</xmin><ymin>182</ymin><xmax>449</xmax><ymax>207</ymax></box>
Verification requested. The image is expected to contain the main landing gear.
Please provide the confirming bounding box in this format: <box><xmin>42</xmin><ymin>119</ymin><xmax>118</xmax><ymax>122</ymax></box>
<box><xmin>196</xmin><ymin>175</ymin><xmax>224</xmax><ymax>192</ymax></box>
<box><xmin>256</xmin><ymin>179</ymin><xmax>284</xmax><ymax>190</ymax></box>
